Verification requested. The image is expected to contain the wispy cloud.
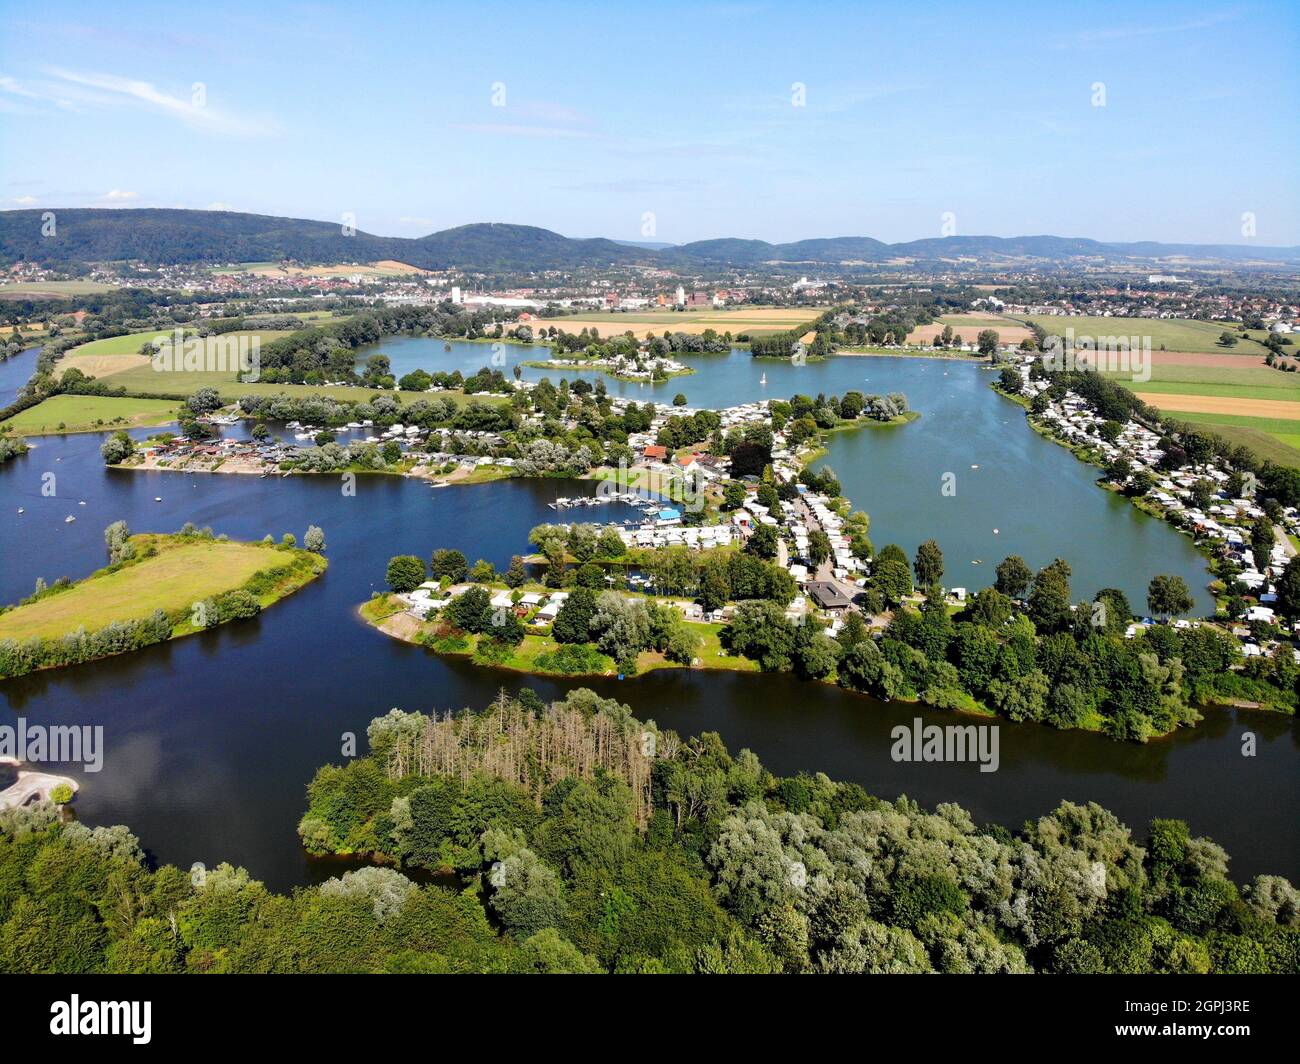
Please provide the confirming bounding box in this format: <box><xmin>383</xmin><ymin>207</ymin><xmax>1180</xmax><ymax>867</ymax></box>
<box><xmin>0</xmin><ymin>68</ymin><xmax>277</xmax><ymax>136</ymax></box>
<box><xmin>451</xmin><ymin>97</ymin><xmax>598</xmax><ymax>141</ymax></box>
<box><xmin>1060</xmin><ymin>9</ymin><xmax>1242</xmax><ymax>47</ymax></box>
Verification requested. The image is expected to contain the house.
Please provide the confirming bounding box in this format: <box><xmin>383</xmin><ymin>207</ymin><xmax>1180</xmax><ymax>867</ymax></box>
<box><xmin>642</xmin><ymin>444</ymin><xmax>668</xmax><ymax>461</ymax></box>
<box><xmin>806</xmin><ymin>581</ymin><xmax>853</xmax><ymax>611</ymax></box>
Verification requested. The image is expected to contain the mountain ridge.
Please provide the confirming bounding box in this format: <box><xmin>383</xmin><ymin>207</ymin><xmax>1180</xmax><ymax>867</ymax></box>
<box><xmin>1</xmin><ymin>208</ymin><xmax>1296</xmax><ymax>270</ymax></box>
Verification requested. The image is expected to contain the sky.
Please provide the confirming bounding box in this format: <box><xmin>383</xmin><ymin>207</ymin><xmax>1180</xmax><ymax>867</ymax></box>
<box><xmin>0</xmin><ymin>0</ymin><xmax>1296</xmax><ymax>247</ymax></box>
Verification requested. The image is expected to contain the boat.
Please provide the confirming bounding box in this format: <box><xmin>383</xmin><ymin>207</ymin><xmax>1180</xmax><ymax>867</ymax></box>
<box><xmin>16</xmin><ymin>508</ymin><xmax>23</xmax><ymax>514</ymax></box>
<box><xmin>64</xmin><ymin>515</ymin><xmax>75</xmax><ymax>523</ymax></box>
<box><xmin>759</xmin><ymin>373</ymin><xmax>767</xmax><ymax>385</ymax></box>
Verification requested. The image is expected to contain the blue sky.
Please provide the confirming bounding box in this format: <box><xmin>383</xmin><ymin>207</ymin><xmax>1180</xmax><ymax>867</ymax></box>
<box><xmin>1</xmin><ymin>0</ymin><xmax>1296</xmax><ymax>245</ymax></box>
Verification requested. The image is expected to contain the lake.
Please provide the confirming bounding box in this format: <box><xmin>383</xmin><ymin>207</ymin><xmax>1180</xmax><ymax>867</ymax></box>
<box><xmin>365</xmin><ymin>338</ymin><xmax>1215</xmax><ymax>611</ymax></box>
<box><xmin>1</xmin><ymin>416</ymin><xmax>1294</xmax><ymax>892</ymax></box>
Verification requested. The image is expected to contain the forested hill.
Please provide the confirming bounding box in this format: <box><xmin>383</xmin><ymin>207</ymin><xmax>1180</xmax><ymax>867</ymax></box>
<box><xmin>0</xmin><ymin>210</ymin><xmax>646</xmax><ymax>271</ymax></box>
<box><xmin>1</xmin><ymin>207</ymin><xmax>1297</xmax><ymax>270</ymax></box>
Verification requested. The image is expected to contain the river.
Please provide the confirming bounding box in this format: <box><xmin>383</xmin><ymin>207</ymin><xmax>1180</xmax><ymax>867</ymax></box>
<box><xmin>0</xmin><ymin>350</ymin><xmax>1293</xmax><ymax>891</ymax></box>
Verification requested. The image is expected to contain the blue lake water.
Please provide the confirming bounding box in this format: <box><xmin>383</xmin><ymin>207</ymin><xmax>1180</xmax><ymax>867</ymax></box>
<box><xmin>0</xmin><ymin>419</ymin><xmax>1294</xmax><ymax>891</ymax></box>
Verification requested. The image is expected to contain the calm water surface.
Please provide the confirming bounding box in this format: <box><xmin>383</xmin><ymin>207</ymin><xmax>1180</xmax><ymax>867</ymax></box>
<box><xmin>0</xmin><ymin>354</ymin><xmax>1293</xmax><ymax>890</ymax></box>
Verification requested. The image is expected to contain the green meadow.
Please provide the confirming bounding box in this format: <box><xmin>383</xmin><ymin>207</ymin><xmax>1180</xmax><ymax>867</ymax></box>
<box><xmin>1</xmin><ymin>394</ymin><xmax>182</xmax><ymax>436</ymax></box>
<box><xmin>1014</xmin><ymin>315</ymin><xmax>1271</xmax><ymax>355</ymax></box>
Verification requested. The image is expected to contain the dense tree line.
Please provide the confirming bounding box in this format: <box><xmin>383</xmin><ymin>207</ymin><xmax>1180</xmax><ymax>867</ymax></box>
<box><xmin>282</xmin><ymin>688</ymin><xmax>1300</xmax><ymax>974</ymax></box>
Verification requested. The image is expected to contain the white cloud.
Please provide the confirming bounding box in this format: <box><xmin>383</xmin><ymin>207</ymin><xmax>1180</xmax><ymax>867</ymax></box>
<box><xmin>0</xmin><ymin>68</ymin><xmax>277</xmax><ymax>136</ymax></box>
<box><xmin>102</xmin><ymin>189</ymin><xmax>140</xmax><ymax>203</ymax></box>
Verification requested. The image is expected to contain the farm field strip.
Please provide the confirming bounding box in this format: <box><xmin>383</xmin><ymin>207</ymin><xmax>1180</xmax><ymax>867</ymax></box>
<box><xmin>1133</xmin><ymin>392</ymin><xmax>1300</xmax><ymax>420</ymax></box>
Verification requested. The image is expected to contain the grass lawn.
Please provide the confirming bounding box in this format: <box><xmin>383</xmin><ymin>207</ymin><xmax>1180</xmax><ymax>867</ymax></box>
<box><xmin>1</xmin><ymin>394</ymin><xmax>182</xmax><ymax>435</ymax></box>
<box><xmin>0</xmin><ymin>534</ymin><xmax>324</xmax><ymax>641</ymax></box>
<box><xmin>1012</xmin><ymin>315</ymin><xmax>1270</xmax><ymax>355</ymax></box>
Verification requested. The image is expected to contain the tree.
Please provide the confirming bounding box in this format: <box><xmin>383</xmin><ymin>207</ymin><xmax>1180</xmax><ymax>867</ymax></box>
<box><xmin>430</xmin><ymin>548</ymin><xmax>468</xmax><ymax>583</ymax></box>
<box><xmin>386</xmin><ymin>555</ymin><xmax>426</xmax><ymax>593</ymax></box>
<box><xmin>794</xmin><ymin>630</ymin><xmax>841</xmax><ymax>681</ymax></box>
<box><xmin>672</xmin><ymin>393</ymin><xmax>687</xmax><ymax>406</ymax></box>
<box><xmin>994</xmin><ymin>555</ymin><xmax>1031</xmax><ymax>598</ymax></box>
<box><xmin>914</xmin><ymin>540</ymin><xmax>943</xmax><ymax>589</ymax></box>
<box><xmin>965</xmin><ymin>587</ymin><xmax>1011</xmax><ymax>628</ymax></box>
<box><xmin>552</xmin><ymin>587</ymin><xmax>598</xmax><ymax>643</ymax></box>
<box><xmin>977</xmin><ymin>329</ymin><xmax>1000</xmax><ymax>357</ymax></box>
<box><xmin>597</xmin><ymin>527</ymin><xmax>625</xmax><ymax>559</ymax></box>
<box><xmin>1027</xmin><ymin>560</ymin><xmax>1072</xmax><ymax>632</ymax></box>
<box><xmin>590</xmin><ymin>592</ymin><xmax>652</xmax><ymax>660</ymax></box>
<box><xmin>304</xmin><ymin>525</ymin><xmax>326</xmax><ymax>553</ymax></box>
<box><xmin>722</xmin><ymin>481</ymin><xmax>748</xmax><ymax>510</ymax></box>
<box><xmin>445</xmin><ymin>586</ymin><xmax>492</xmax><ymax>633</ymax></box>
<box><xmin>504</xmin><ymin>555</ymin><xmax>527</xmax><ymax>588</ymax></box>
<box><xmin>1147</xmin><ymin>574</ymin><xmax>1193</xmax><ymax>619</ymax></box>
<box><xmin>1275</xmin><ymin>557</ymin><xmax>1300</xmax><ymax>620</ymax></box>
<box><xmin>100</xmin><ymin>432</ymin><xmax>134</xmax><ymax>465</ymax></box>
<box><xmin>724</xmin><ymin>600</ymin><xmax>797</xmax><ymax>671</ymax></box>
<box><xmin>104</xmin><ymin>520</ymin><xmax>134</xmax><ymax>564</ymax></box>
<box><xmin>745</xmin><ymin>524</ymin><xmax>779</xmax><ymax>560</ymax></box>
<box><xmin>838</xmin><ymin>640</ymin><xmax>905</xmax><ymax>699</ymax></box>
<box><xmin>1218</xmin><ymin>331</ymin><xmax>1238</xmax><ymax>348</ymax></box>
<box><xmin>872</xmin><ymin>559</ymin><xmax>912</xmax><ymax>606</ymax></box>
<box><xmin>187</xmin><ymin>387</ymin><xmax>223</xmax><ymax>415</ymax></box>
<box><xmin>808</xmin><ymin>530</ymin><xmax>832</xmax><ymax>567</ymax></box>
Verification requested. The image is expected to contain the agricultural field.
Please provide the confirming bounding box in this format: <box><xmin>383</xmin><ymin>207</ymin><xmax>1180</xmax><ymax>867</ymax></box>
<box><xmin>1012</xmin><ymin>314</ymin><xmax>1271</xmax><ymax>355</ymax></box>
<box><xmin>906</xmin><ymin>314</ymin><xmax>1034</xmax><ymax>345</ymax></box>
<box><xmin>0</xmin><ymin>535</ymin><xmax>322</xmax><ymax>641</ymax></box>
<box><xmin>0</xmin><ymin>394</ymin><xmax>182</xmax><ymax>435</ymax></box>
<box><xmin>1083</xmin><ymin>340</ymin><xmax>1300</xmax><ymax>466</ymax></box>
<box><xmin>42</xmin><ymin>324</ymin><xmax>507</xmax><ymax>409</ymax></box>
<box><xmin>538</xmin><ymin>307</ymin><xmax>820</xmax><ymax>340</ymax></box>
<box><xmin>0</xmin><ymin>280</ymin><xmax>118</xmax><ymax>300</ymax></box>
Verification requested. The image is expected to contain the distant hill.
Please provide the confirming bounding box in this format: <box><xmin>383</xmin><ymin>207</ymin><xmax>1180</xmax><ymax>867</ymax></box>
<box><xmin>0</xmin><ymin>210</ymin><xmax>645</xmax><ymax>271</ymax></box>
<box><xmin>1</xmin><ymin>208</ymin><xmax>1296</xmax><ymax>271</ymax></box>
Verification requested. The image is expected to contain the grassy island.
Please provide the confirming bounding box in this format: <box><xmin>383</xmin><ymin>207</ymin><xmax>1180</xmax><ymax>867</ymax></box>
<box><xmin>0</xmin><ymin>528</ymin><xmax>327</xmax><ymax>679</ymax></box>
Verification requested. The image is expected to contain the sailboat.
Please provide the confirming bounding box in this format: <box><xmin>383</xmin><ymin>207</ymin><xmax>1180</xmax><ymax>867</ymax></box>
<box><xmin>759</xmin><ymin>372</ymin><xmax>767</xmax><ymax>386</ymax></box>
